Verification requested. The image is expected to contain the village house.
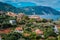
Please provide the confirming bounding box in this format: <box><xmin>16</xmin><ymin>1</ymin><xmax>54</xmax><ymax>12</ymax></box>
<box><xmin>15</xmin><ymin>27</ymin><xmax>23</xmax><ymax>33</ymax></box>
<box><xmin>35</xmin><ymin>29</ymin><xmax>43</xmax><ymax>35</ymax></box>
<box><xmin>17</xmin><ymin>13</ymin><xmax>25</xmax><ymax>22</ymax></box>
<box><xmin>23</xmin><ymin>33</ymin><xmax>31</xmax><ymax>37</ymax></box>
<box><xmin>54</xmin><ymin>25</ymin><xmax>59</xmax><ymax>34</ymax></box>
<box><xmin>29</xmin><ymin>15</ymin><xmax>41</xmax><ymax>21</ymax></box>
<box><xmin>56</xmin><ymin>25</ymin><xmax>60</xmax><ymax>28</ymax></box>
<box><xmin>0</xmin><ymin>28</ymin><xmax>11</xmax><ymax>34</ymax></box>
<box><xmin>9</xmin><ymin>20</ymin><xmax>16</xmax><ymax>25</ymax></box>
<box><xmin>6</xmin><ymin>12</ymin><xmax>17</xmax><ymax>17</ymax></box>
<box><xmin>17</xmin><ymin>13</ymin><xmax>25</xmax><ymax>18</ymax></box>
<box><xmin>35</xmin><ymin>29</ymin><xmax>44</xmax><ymax>38</ymax></box>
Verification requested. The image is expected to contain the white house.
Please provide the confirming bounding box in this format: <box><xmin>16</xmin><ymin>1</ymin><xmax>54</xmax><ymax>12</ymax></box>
<box><xmin>15</xmin><ymin>27</ymin><xmax>23</xmax><ymax>33</ymax></box>
<box><xmin>9</xmin><ymin>20</ymin><xmax>16</xmax><ymax>24</ymax></box>
<box><xmin>54</xmin><ymin>25</ymin><xmax>59</xmax><ymax>34</ymax></box>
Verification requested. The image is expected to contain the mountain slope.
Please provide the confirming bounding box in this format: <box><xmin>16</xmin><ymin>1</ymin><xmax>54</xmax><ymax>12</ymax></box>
<box><xmin>20</xmin><ymin>6</ymin><xmax>60</xmax><ymax>15</ymax></box>
<box><xmin>0</xmin><ymin>2</ymin><xmax>60</xmax><ymax>15</ymax></box>
<box><xmin>0</xmin><ymin>2</ymin><xmax>22</xmax><ymax>13</ymax></box>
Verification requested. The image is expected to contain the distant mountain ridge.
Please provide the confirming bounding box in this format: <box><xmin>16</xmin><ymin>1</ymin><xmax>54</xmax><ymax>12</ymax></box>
<box><xmin>0</xmin><ymin>2</ymin><xmax>60</xmax><ymax>15</ymax></box>
<box><xmin>21</xmin><ymin>6</ymin><xmax>60</xmax><ymax>15</ymax></box>
<box><xmin>0</xmin><ymin>2</ymin><xmax>22</xmax><ymax>13</ymax></box>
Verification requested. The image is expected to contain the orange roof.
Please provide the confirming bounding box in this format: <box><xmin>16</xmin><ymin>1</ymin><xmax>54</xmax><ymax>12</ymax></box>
<box><xmin>56</xmin><ymin>25</ymin><xmax>60</xmax><ymax>28</ymax></box>
<box><xmin>0</xmin><ymin>28</ymin><xmax>11</xmax><ymax>34</ymax></box>
<box><xmin>7</xmin><ymin>12</ymin><xmax>17</xmax><ymax>17</ymax></box>
<box><xmin>57</xmin><ymin>25</ymin><xmax>60</xmax><ymax>27</ymax></box>
<box><xmin>15</xmin><ymin>27</ymin><xmax>23</xmax><ymax>31</ymax></box>
<box><xmin>23</xmin><ymin>33</ymin><xmax>31</xmax><ymax>37</ymax></box>
<box><xmin>35</xmin><ymin>29</ymin><xmax>43</xmax><ymax>35</ymax></box>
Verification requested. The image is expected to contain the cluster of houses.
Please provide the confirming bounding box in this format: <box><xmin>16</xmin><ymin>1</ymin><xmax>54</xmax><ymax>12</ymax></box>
<box><xmin>0</xmin><ymin>11</ymin><xmax>59</xmax><ymax>40</ymax></box>
<box><xmin>6</xmin><ymin>12</ymin><xmax>41</xmax><ymax>24</ymax></box>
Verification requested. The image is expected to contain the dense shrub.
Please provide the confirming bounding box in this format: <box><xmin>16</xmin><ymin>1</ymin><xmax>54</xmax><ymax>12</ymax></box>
<box><xmin>2</xmin><ymin>32</ymin><xmax>21</xmax><ymax>40</ymax></box>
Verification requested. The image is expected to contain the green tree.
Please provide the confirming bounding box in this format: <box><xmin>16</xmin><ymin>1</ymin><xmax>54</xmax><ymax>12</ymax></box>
<box><xmin>57</xmin><ymin>35</ymin><xmax>60</xmax><ymax>40</ymax></box>
<box><xmin>2</xmin><ymin>32</ymin><xmax>21</xmax><ymax>40</ymax></box>
<box><xmin>43</xmin><ymin>26</ymin><xmax>55</xmax><ymax>38</ymax></box>
<box><xmin>29</xmin><ymin>32</ymin><xmax>36</xmax><ymax>40</ymax></box>
<box><xmin>46</xmin><ymin>37</ymin><xmax>57</xmax><ymax>40</ymax></box>
<box><xmin>41</xmin><ymin>19</ymin><xmax>48</xmax><ymax>23</ymax></box>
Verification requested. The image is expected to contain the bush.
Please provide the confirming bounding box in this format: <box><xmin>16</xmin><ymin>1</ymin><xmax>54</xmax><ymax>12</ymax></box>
<box><xmin>41</xmin><ymin>19</ymin><xmax>48</xmax><ymax>23</ymax></box>
<box><xmin>46</xmin><ymin>37</ymin><xmax>57</xmax><ymax>40</ymax></box>
<box><xmin>19</xmin><ymin>20</ymin><xmax>26</xmax><ymax>25</ymax></box>
<box><xmin>2</xmin><ymin>32</ymin><xmax>21</xmax><ymax>40</ymax></box>
<box><xmin>57</xmin><ymin>35</ymin><xmax>60</xmax><ymax>40</ymax></box>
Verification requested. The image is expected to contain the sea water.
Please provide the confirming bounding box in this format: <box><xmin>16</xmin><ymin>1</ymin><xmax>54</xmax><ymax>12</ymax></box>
<box><xmin>28</xmin><ymin>15</ymin><xmax>60</xmax><ymax>21</ymax></box>
<box><xmin>40</xmin><ymin>15</ymin><xmax>60</xmax><ymax>20</ymax></box>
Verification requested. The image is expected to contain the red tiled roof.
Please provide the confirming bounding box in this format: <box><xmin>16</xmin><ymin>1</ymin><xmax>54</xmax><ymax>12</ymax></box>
<box><xmin>0</xmin><ymin>28</ymin><xmax>11</xmax><ymax>34</ymax></box>
<box><xmin>15</xmin><ymin>27</ymin><xmax>23</xmax><ymax>31</ymax></box>
<box><xmin>35</xmin><ymin>29</ymin><xmax>43</xmax><ymax>35</ymax></box>
<box><xmin>56</xmin><ymin>25</ymin><xmax>60</xmax><ymax>28</ymax></box>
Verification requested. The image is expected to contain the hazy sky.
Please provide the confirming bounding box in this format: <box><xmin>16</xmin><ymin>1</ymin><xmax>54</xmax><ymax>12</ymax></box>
<box><xmin>0</xmin><ymin>0</ymin><xmax>60</xmax><ymax>10</ymax></box>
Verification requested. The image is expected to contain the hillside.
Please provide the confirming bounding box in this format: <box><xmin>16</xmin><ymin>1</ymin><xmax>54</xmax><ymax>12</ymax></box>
<box><xmin>0</xmin><ymin>2</ymin><xmax>60</xmax><ymax>15</ymax></box>
<box><xmin>0</xmin><ymin>2</ymin><xmax>21</xmax><ymax>13</ymax></box>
